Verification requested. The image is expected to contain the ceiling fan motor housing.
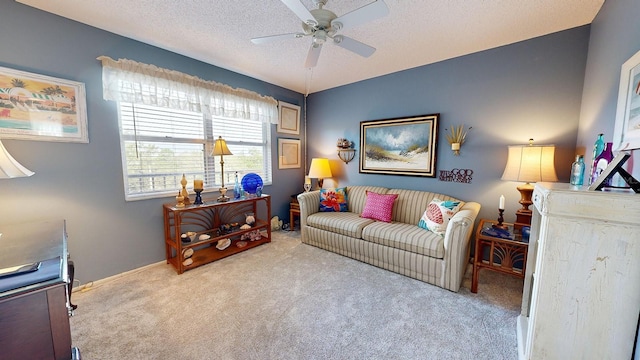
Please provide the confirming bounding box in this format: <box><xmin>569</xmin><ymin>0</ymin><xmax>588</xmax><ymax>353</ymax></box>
<box><xmin>303</xmin><ymin>8</ymin><xmax>338</xmax><ymax>37</ymax></box>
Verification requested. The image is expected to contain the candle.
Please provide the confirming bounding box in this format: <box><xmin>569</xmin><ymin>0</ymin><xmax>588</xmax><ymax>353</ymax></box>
<box><xmin>305</xmin><ymin>176</ymin><xmax>311</xmax><ymax>185</ymax></box>
<box><xmin>194</xmin><ymin>179</ymin><xmax>203</xmax><ymax>190</ymax></box>
<box><xmin>499</xmin><ymin>195</ymin><xmax>505</xmax><ymax>210</ymax></box>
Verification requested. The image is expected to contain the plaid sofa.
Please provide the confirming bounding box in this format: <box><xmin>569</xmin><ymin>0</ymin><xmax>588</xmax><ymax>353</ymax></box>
<box><xmin>297</xmin><ymin>185</ymin><xmax>480</xmax><ymax>292</ymax></box>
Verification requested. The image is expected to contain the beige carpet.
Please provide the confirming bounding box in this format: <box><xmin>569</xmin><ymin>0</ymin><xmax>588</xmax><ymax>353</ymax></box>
<box><xmin>70</xmin><ymin>230</ymin><xmax>522</xmax><ymax>359</ymax></box>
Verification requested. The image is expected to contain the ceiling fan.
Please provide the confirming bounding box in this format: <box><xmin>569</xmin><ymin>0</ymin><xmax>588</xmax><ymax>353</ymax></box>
<box><xmin>251</xmin><ymin>0</ymin><xmax>389</xmax><ymax>68</ymax></box>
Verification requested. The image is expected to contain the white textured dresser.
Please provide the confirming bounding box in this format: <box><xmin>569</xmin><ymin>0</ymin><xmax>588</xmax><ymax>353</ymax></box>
<box><xmin>517</xmin><ymin>182</ymin><xmax>640</xmax><ymax>360</ymax></box>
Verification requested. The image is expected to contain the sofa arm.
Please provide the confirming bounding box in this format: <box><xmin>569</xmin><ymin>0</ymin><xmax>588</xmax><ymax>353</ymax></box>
<box><xmin>441</xmin><ymin>201</ymin><xmax>481</xmax><ymax>291</ymax></box>
<box><xmin>297</xmin><ymin>191</ymin><xmax>320</xmax><ymax>239</ymax></box>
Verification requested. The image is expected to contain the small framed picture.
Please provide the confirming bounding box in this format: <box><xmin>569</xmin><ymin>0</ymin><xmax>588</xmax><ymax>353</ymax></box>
<box><xmin>277</xmin><ymin>101</ymin><xmax>300</xmax><ymax>135</ymax></box>
<box><xmin>278</xmin><ymin>138</ymin><xmax>301</xmax><ymax>169</ymax></box>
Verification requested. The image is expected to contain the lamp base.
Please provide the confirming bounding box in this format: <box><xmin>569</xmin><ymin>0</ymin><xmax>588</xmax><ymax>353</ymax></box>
<box><xmin>516</xmin><ymin>209</ymin><xmax>532</xmax><ymax>226</ymax></box>
<box><xmin>515</xmin><ymin>182</ymin><xmax>534</xmax><ymax>225</ymax></box>
<box><xmin>217</xmin><ymin>187</ymin><xmax>230</xmax><ymax>202</ymax></box>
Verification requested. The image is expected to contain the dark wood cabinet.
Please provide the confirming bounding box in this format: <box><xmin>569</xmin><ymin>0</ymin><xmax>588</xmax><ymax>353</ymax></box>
<box><xmin>0</xmin><ymin>220</ymin><xmax>79</xmax><ymax>360</ymax></box>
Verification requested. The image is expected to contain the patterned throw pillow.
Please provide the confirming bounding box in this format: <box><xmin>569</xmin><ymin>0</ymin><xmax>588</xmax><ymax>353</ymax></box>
<box><xmin>360</xmin><ymin>191</ymin><xmax>398</xmax><ymax>222</ymax></box>
<box><xmin>319</xmin><ymin>187</ymin><xmax>348</xmax><ymax>212</ymax></box>
<box><xmin>418</xmin><ymin>199</ymin><xmax>465</xmax><ymax>236</ymax></box>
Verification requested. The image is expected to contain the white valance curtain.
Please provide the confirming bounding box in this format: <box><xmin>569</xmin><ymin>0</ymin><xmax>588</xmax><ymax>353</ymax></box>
<box><xmin>97</xmin><ymin>56</ymin><xmax>278</xmax><ymax>124</ymax></box>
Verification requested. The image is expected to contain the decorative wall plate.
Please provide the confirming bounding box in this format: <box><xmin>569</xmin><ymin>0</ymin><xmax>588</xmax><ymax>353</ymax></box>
<box><xmin>241</xmin><ymin>173</ymin><xmax>263</xmax><ymax>194</ymax></box>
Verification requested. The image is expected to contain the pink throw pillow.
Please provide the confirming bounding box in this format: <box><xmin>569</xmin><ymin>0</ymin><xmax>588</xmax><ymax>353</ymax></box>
<box><xmin>360</xmin><ymin>191</ymin><xmax>398</xmax><ymax>222</ymax></box>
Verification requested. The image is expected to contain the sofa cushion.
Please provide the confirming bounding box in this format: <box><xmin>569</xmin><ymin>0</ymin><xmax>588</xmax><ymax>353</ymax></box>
<box><xmin>306</xmin><ymin>212</ymin><xmax>375</xmax><ymax>238</ymax></box>
<box><xmin>386</xmin><ymin>189</ymin><xmax>460</xmax><ymax>224</ymax></box>
<box><xmin>361</xmin><ymin>191</ymin><xmax>398</xmax><ymax>222</ymax></box>
<box><xmin>319</xmin><ymin>187</ymin><xmax>348</xmax><ymax>212</ymax></box>
<box><xmin>346</xmin><ymin>186</ymin><xmax>389</xmax><ymax>215</ymax></box>
<box><xmin>362</xmin><ymin>221</ymin><xmax>445</xmax><ymax>258</ymax></box>
<box><xmin>418</xmin><ymin>199</ymin><xmax>465</xmax><ymax>236</ymax></box>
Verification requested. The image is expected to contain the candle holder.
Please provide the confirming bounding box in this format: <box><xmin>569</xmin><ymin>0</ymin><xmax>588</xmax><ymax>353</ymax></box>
<box><xmin>493</xmin><ymin>209</ymin><xmax>508</xmax><ymax>229</ymax></box>
<box><xmin>193</xmin><ymin>189</ymin><xmax>203</xmax><ymax>205</ymax></box>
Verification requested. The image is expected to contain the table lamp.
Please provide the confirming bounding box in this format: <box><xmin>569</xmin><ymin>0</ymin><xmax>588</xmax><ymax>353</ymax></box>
<box><xmin>501</xmin><ymin>139</ymin><xmax>557</xmax><ymax>226</ymax></box>
<box><xmin>307</xmin><ymin>158</ymin><xmax>332</xmax><ymax>189</ymax></box>
<box><xmin>211</xmin><ymin>136</ymin><xmax>233</xmax><ymax>202</ymax></box>
<box><xmin>0</xmin><ymin>140</ymin><xmax>34</xmax><ymax>178</ymax></box>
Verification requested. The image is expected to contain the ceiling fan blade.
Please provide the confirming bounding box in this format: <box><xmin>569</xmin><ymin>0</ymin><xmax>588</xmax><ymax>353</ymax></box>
<box><xmin>331</xmin><ymin>0</ymin><xmax>389</xmax><ymax>31</ymax></box>
<box><xmin>280</xmin><ymin>0</ymin><xmax>317</xmax><ymax>26</ymax></box>
<box><xmin>251</xmin><ymin>33</ymin><xmax>304</xmax><ymax>44</ymax></box>
<box><xmin>333</xmin><ymin>35</ymin><xmax>376</xmax><ymax>58</ymax></box>
<box><xmin>305</xmin><ymin>43</ymin><xmax>323</xmax><ymax>68</ymax></box>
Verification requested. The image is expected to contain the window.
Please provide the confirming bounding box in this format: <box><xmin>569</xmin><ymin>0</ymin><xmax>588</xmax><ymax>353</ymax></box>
<box><xmin>98</xmin><ymin>56</ymin><xmax>278</xmax><ymax>201</ymax></box>
<box><xmin>118</xmin><ymin>103</ymin><xmax>271</xmax><ymax>200</ymax></box>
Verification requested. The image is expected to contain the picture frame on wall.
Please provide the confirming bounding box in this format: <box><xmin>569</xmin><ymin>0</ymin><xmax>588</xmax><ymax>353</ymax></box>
<box><xmin>277</xmin><ymin>101</ymin><xmax>300</xmax><ymax>135</ymax></box>
<box><xmin>0</xmin><ymin>66</ymin><xmax>88</xmax><ymax>143</ymax></box>
<box><xmin>359</xmin><ymin>114</ymin><xmax>439</xmax><ymax>177</ymax></box>
<box><xmin>613</xmin><ymin>49</ymin><xmax>640</xmax><ymax>151</ymax></box>
<box><xmin>278</xmin><ymin>138</ymin><xmax>301</xmax><ymax>169</ymax></box>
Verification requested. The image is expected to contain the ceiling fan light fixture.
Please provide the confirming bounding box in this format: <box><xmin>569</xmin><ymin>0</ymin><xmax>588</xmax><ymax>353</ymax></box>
<box><xmin>314</xmin><ymin>30</ymin><xmax>327</xmax><ymax>44</ymax></box>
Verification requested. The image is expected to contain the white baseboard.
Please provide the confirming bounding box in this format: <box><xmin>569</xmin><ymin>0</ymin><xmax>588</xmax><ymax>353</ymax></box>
<box><xmin>73</xmin><ymin>260</ymin><xmax>165</xmax><ymax>293</ymax></box>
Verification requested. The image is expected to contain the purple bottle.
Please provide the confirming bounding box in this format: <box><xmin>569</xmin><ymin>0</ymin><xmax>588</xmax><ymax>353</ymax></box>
<box><xmin>591</xmin><ymin>142</ymin><xmax>614</xmax><ymax>185</ymax></box>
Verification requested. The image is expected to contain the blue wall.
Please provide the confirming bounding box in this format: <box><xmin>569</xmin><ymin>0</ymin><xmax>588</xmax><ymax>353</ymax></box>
<box><xmin>306</xmin><ymin>27</ymin><xmax>590</xmax><ymax>222</ymax></box>
<box><xmin>0</xmin><ymin>1</ymin><xmax>305</xmax><ymax>283</ymax></box>
<box><xmin>577</xmin><ymin>0</ymin><xmax>640</xmax><ymax>167</ymax></box>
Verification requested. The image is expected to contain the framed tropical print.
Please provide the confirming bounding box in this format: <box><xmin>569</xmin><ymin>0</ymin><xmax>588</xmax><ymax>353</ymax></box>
<box><xmin>0</xmin><ymin>66</ymin><xmax>88</xmax><ymax>143</ymax></box>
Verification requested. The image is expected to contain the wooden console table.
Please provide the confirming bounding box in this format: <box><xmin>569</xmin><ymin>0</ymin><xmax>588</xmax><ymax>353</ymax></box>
<box><xmin>164</xmin><ymin>195</ymin><xmax>271</xmax><ymax>274</ymax></box>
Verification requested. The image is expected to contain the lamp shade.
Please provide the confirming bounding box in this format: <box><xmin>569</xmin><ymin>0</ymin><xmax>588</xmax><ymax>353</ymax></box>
<box><xmin>211</xmin><ymin>136</ymin><xmax>233</xmax><ymax>156</ymax></box>
<box><xmin>501</xmin><ymin>143</ymin><xmax>558</xmax><ymax>183</ymax></box>
<box><xmin>307</xmin><ymin>158</ymin><xmax>332</xmax><ymax>179</ymax></box>
<box><xmin>0</xmin><ymin>140</ymin><xmax>34</xmax><ymax>178</ymax></box>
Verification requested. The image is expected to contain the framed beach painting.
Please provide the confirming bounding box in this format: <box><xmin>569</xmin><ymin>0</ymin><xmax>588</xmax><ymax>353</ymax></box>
<box><xmin>0</xmin><ymin>66</ymin><xmax>88</xmax><ymax>143</ymax></box>
<box><xmin>277</xmin><ymin>101</ymin><xmax>300</xmax><ymax>135</ymax></box>
<box><xmin>359</xmin><ymin>114</ymin><xmax>439</xmax><ymax>177</ymax></box>
<box><xmin>613</xmin><ymin>50</ymin><xmax>640</xmax><ymax>151</ymax></box>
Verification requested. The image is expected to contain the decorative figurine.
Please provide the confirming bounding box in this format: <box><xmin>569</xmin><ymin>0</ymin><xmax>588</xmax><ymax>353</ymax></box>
<box><xmin>176</xmin><ymin>191</ymin><xmax>185</xmax><ymax>208</ymax></box>
<box><xmin>180</xmin><ymin>174</ymin><xmax>191</xmax><ymax>205</ymax></box>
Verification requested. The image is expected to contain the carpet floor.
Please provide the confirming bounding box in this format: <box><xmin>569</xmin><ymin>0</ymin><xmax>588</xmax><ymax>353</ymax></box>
<box><xmin>70</xmin><ymin>230</ymin><xmax>523</xmax><ymax>359</ymax></box>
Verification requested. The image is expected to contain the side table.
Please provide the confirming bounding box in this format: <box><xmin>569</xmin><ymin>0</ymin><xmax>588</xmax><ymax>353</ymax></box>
<box><xmin>471</xmin><ymin>218</ymin><xmax>528</xmax><ymax>293</ymax></box>
<box><xmin>289</xmin><ymin>199</ymin><xmax>300</xmax><ymax>231</ymax></box>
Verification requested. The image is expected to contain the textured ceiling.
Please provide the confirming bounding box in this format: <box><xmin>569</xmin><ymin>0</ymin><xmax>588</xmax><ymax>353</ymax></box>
<box><xmin>17</xmin><ymin>0</ymin><xmax>604</xmax><ymax>94</ymax></box>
